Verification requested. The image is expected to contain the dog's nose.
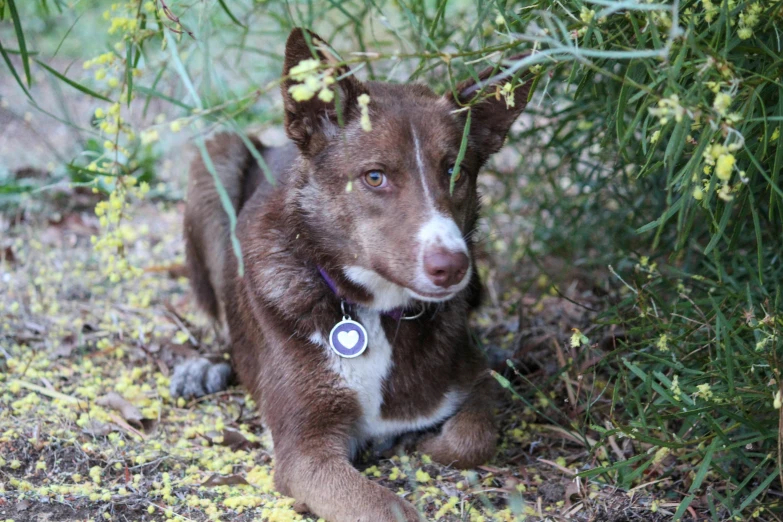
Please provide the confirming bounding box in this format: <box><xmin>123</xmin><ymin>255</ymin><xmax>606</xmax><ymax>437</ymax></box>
<box><xmin>423</xmin><ymin>249</ymin><xmax>470</xmax><ymax>288</ymax></box>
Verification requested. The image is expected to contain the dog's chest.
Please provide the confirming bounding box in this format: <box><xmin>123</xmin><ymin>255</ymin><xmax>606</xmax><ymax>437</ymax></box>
<box><xmin>313</xmin><ymin>310</ymin><xmax>464</xmax><ymax>443</ymax></box>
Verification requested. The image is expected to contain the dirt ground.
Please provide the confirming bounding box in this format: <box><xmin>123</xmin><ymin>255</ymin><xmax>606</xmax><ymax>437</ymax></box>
<box><xmin>0</xmin><ymin>193</ymin><xmax>684</xmax><ymax>522</ymax></box>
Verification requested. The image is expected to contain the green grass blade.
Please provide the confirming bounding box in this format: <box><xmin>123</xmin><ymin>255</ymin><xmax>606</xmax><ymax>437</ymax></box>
<box><xmin>126</xmin><ymin>42</ymin><xmax>133</xmax><ymax>107</ymax></box>
<box><xmin>134</xmin><ymin>85</ymin><xmax>194</xmax><ymax>111</ymax></box>
<box><xmin>34</xmin><ymin>59</ymin><xmax>112</xmax><ymax>102</ymax></box>
<box><xmin>0</xmin><ymin>37</ymin><xmax>32</xmax><ymax>101</ymax></box>
<box><xmin>7</xmin><ymin>0</ymin><xmax>31</xmax><ymax>87</ymax></box>
<box><xmin>736</xmin><ymin>471</ymin><xmax>777</xmax><ymax>514</ymax></box>
<box><xmin>194</xmin><ymin>137</ymin><xmax>244</xmax><ymax>277</ymax></box>
<box><xmin>672</xmin><ymin>439</ymin><xmax>719</xmax><ymax>521</ymax></box>
<box><xmin>450</xmin><ymin>110</ymin><xmax>471</xmax><ymax>195</ymax></box>
<box><xmin>217</xmin><ymin>0</ymin><xmax>245</xmax><ymax>28</ymax></box>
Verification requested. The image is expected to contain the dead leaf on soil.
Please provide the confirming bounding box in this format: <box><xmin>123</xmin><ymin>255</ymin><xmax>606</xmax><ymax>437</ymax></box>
<box><xmin>201</xmin><ymin>474</ymin><xmax>250</xmax><ymax>487</ymax></box>
<box><xmin>96</xmin><ymin>392</ymin><xmax>145</xmax><ymax>429</ymax></box>
<box><xmin>81</xmin><ymin>419</ymin><xmax>113</xmax><ymax>437</ymax></box>
<box><xmin>50</xmin><ymin>334</ymin><xmax>76</xmax><ymax>359</ymax></box>
<box><xmin>2</xmin><ymin>245</ymin><xmax>15</xmax><ymax>265</ymax></box>
<box><xmin>144</xmin><ymin>263</ymin><xmax>187</xmax><ymax>279</ymax></box>
<box><xmin>203</xmin><ymin>428</ymin><xmax>262</xmax><ymax>451</ymax></box>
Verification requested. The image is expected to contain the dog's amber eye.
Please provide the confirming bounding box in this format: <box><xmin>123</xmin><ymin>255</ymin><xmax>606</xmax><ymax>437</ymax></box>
<box><xmin>448</xmin><ymin>166</ymin><xmax>461</xmax><ymax>183</ymax></box>
<box><xmin>364</xmin><ymin>170</ymin><xmax>386</xmax><ymax>188</ymax></box>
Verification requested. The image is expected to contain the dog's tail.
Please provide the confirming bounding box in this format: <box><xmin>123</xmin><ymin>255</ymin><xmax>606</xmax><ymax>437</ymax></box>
<box><xmin>184</xmin><ymin>133</ymin><xmax>263</xmax><ymax>322</ymax></box>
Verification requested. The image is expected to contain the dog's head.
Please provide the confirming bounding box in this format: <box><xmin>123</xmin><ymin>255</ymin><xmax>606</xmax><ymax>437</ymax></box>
<box><xmin>283</xmin><ymin>29</ymin><xmax>531</xmax><ymax>310</ymax></box>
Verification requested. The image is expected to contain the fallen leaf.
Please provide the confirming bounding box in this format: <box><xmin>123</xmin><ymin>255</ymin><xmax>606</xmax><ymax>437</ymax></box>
<box><xmin>81</xmin><ymin>420</ymin><xmax>113</xmax><ymax>437</ymax></box>
<box><xmin>108</xmin><ymin>413</ymin><xmax>150</xmax><ymax>441</ymax></box>
<box><xmin>96</xmin><ymin>392</ymin><xmax>144</xmax><ymax>428</ymax></box>
<box><xmin>203</xmin><ymin>428</ymin><xmax>261</xmax><ymax>451</ymax></box>
<box><xmin>144</xmin><ymin>263</ymin><xmax>187</xmax><ymax>279</ymax></box>
<box><xmin>50</xmin><ymin>334</ymin><xmax>77</xmax><ymax>359</ymax></box>
<box><xmin>292</xmin><ymin>501</ymin><xmax>311</xmax><ymax>514</ymax></box>
<box><xmin>201</xmin><ymin>474</ymin><xmax>250</xmax><ymax>487</ymax></box>
<box><xmin>2</xmin><ymin>246</ymin><xmax>15</xmax><ymax>264</ymax></box>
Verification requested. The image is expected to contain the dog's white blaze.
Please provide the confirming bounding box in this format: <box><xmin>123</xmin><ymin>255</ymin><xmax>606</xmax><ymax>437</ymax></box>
<box><xmin>312</xmin><ymin>311</ymin><xmax>466</xmax><ymax>447</ymax></box>
<box><xmin>411</xmin><ymin>125</ymin><xmax>435</xmax><ymax>211</ymax></box>
<box><xmin>409</xmin><ymin>213</ymin><xmax>473</xmax><ymax>296</ymax></box>
<box><xmin>416</xmin><ymin>213</ymin><xmax>469</xmax><ymax>255</ymax></box>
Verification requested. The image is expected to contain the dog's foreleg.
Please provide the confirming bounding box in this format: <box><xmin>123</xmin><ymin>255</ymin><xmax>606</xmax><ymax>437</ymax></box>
<box><xmin>276</xmin><ymin>446</ymin><xmax>421</xmax><ymax>522</ymax></box>
<box><xmin>264</xmin><ymin>378</ymin><xmax>422</xmax><ymax>522</ymax></box>
<box><xmin>416</xmin><ymin>370</ymin><xmax>498</xmax><ymax>469</ymax></box>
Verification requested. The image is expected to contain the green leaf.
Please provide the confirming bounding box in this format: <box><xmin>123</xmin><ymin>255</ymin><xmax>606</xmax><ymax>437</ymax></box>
<box><xmin>0</xmin><ymin>38</ymin><xmax>31</xmax><ymax>101</ymax></box>
<box><xmin>135</xmin><ymin>84</ymin><xmax>193</xmax><ymax>111</ymax></box>
<box><xmin>217</xmin><ymin>0</ymin><xmax>246</xmax><ymax>28</ymax></box>
<box><xmin>34</xmin><ymin>59</ymin><xmax>112</xmax><ymax>103</ymax></box>
<box><xmin>194</xmin><ymin>138</ymin><xmax>244</xmax><ymax>277</ymax></box>
<box><xmin>672</xmin><ymin>439</ymin><xmax>718</xmax><ymax>521</ymax></box>
<box><xmin>126</xmin><ymin>42</ymin><xmax>133</xmax><ymax>107</ymax></box>
<box><xmin>450</xmin><ymin>110</ymin><xmax>471</xmax><ymax>195</ymax></box>
<box><xmin>7</xmin><ymin>0</ymin><xmax>31</xmax><ymax>87</ymax></box>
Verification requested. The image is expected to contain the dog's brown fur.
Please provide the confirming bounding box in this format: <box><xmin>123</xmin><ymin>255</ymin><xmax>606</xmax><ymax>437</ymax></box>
<box><xmin>183</xmin><ymin>29</ymin><xmax>531</xmax><ymax>522</ymax></box>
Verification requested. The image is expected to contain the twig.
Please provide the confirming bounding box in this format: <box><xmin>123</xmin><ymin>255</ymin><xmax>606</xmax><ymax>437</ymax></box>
<box><xmin>11</xmin><ymin>379</ymin><xmax>88</xmax><ymax>407</ymax></box>
<box><xmin>537</xmin><ymin>458</ymin><xmax>577</xmax><ymax>476</ymax></box>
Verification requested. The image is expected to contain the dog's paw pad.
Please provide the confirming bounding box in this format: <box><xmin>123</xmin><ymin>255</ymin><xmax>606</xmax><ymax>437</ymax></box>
<box><xmin>169</xmin><ymin>358</ymin><xmax>231</xmax><ymax>399</ymax></box>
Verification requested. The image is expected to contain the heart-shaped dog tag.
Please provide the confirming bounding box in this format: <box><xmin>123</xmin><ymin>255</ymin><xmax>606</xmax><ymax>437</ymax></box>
<box><xmin>329</xmin><ymin>318</ymin><xmax>368</xmax><ymax>358</ymax></box>
<box><xmin>337</xmin><ymin>330</ymin><xmax>359</xmax><ymax>349</ymax></box>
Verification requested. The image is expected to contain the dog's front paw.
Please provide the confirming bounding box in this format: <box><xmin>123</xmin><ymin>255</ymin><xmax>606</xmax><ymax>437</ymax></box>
<box><xmin>169</xmin><ymin>358</ymin><xmax>232</xmax><ymax>399</ymax></box>
<box><xmin>416</xmin><ymin>414</ymin><xmax>497</xmax><ymax>469</ymax></box>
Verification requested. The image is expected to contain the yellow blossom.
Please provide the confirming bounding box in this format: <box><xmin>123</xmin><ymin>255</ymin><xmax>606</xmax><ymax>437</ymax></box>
<box><xmin>580</xmin><ymin>6</ymin><xmax>596</xmax><ymax>24</ymax></box>
<box><xmin>318</xmin><ymin>88</ymin><xmax>334</xmax><ymax>103</ymax></box>
<box><xmin>670</xmin><ymin>375</ymin><xmax>682</xmax><ymax>401</ymax></box>
<box><xmin>140</xmin><ymin>129</ymin><xmax>160</xmax><ymax>145</ymax></box>
<box><xmin>415</xmin><ymin>469</ymin><xmax>431</xmax><ymax>483</ymax></box>
<box><xmin>289</xmin><ymin>83</ymin><xmax>316</xmax><ymax>102</ymax></box>
<box><xmin>695</xmin><ymin>383</ymin><xmax>713</xmax><ymax>400</ymax></box>
<box><xmin>358</xmin><ymin>94</ymin><xmax>372</xmax><ymax>132</ymax></box>
<box><xmin>289</xmin><ymin>58</ymin><xmax>320</xmax><ymax>81</ymax></box>
<box><xmin>713</xmin><ymin>92</ymin><xmax>732</xmax><ymax>116</ymax></box>
<box><xmin>715</xmin><ymin>153</ymin><xmax>735</xmax><ymax>181</ymax></box>
<box><xmin>570</xmin><ymin>328</ymin><xmax>588</xmax><ymax>348</ymax></box>
<box><xmin>501</xmin><ymin>82</ymin><xmax>515</xmax><ymax>109</ymax></box>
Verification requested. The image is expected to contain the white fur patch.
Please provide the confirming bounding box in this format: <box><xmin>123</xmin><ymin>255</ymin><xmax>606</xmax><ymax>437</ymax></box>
<box><xmin>408</xmin><ymin>213</ymin><xmax>472</xmax><ymax>299</ymax></box>
<box><xmin>313</xmin><ymin>310</ymin><xmax>466</xmax><ymax>448</ymax></box>
<box><xmin>411</xmin><ymin>125</ymin><xmax>435</xmax><ymax>210</ymax></box>
<box><xmin>344</xmin><ymin>265</ymin><xmax>412</xmax><ymax>311</ymax></box>
<box><xmin>417</xmin><ymin>213</ymin><xmax>469</xmax><ymax>255</ymax></box>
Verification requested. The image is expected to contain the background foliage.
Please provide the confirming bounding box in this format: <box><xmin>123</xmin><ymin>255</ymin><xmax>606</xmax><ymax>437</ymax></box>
<box><xmin>1</xmin><ymin>0</ymin><xmax>782</xmax><ymax>520</ymax></box>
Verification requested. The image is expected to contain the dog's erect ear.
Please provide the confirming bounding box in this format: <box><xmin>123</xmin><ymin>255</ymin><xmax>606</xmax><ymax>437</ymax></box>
<box><xmin>445</xmin><ymin>55</ymin><xmax>532</xmax><ymax>162</ymax></box>
<box><xmin>282</xmin><ymin>28</ymin><xmax>366</xmax><ymax>156</ymax></box>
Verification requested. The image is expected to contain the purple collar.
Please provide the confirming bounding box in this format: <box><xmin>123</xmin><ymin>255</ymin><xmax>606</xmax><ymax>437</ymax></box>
<box><xmin>318</xmin><ymin>266</ymin><xmax>406</xmax><ymax>321</ymax></box>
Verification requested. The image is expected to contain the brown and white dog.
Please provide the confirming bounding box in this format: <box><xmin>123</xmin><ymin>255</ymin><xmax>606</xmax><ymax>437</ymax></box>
<box><xmin>173</xmin><ymin>28</ymin><xmax>530</xmax><ymax>522</ymax></box>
